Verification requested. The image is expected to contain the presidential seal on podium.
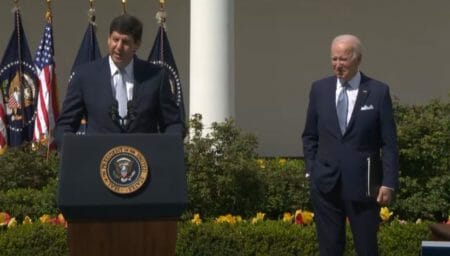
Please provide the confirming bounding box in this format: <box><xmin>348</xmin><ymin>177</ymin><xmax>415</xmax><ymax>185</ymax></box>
<box><xmin>100</xmin><ymin>146</ymin><xmax>149</xmax><ymax>194</ymax></box>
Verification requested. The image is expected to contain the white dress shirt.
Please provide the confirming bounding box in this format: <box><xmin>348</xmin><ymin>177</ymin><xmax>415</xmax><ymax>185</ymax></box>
<box><xmin>109</xmin><ymin>56</ymin><xmax>134</xmax><ymax>101</ymax></box>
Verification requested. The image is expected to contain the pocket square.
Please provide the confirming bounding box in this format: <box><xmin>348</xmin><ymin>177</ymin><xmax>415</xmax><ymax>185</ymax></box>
<box><xmin>361</xmin><ymin>104</ymin><xmax>374</xmax><ymax>111</ymax></box>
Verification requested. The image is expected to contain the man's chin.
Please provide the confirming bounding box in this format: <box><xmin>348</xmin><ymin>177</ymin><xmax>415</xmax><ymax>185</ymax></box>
<box><xmin>112</xmin><ymin>58</ymin><xmax>124</xmax><ymax>67</ymax></box>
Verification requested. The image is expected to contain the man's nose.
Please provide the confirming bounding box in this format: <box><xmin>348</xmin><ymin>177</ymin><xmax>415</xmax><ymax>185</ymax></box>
<box><xmin>116</xmin><ymin>40</ymin><xmax>123</xmax><ymax>49</ymax></box>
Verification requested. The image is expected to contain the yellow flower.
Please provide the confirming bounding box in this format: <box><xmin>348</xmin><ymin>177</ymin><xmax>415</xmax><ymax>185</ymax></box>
<box><xmin>379</xmin><ymin>207</ymin><xmax>393</xmax><ymax>222</ymax></box>
<box><xmin>251</xmin><ymin>212</ymin><xmax>265</xmax><ymax>224</ymax></box>
<box><xmin>282</xmin><ymin>212</ymin><xmax>292</xmax><ymax>222</ymax></box>
<box><xmin>40</xmin><ymin>214</ymin><xmax>51</xmax><ymax>223</ymax></box>
<box><xmin>7</xmin><ymin>218</ymin><xmax>17</xmax><ymax>228</ymax></box>
<box><xmin>416</xmin><ymin>218</ymin><xmax>422</xmax><ymax>224</ymax></box>
<box><xmin>257</xmin><ymin>159</ymin><xmax>266</xmax><ymax>169</ymax></box>
<box><xmin>295</xmin><ymin>209</ymin><xmax>314</xmax><ymax>225</ymax></box>
<box><xmin>57</xmin><ymin>214</ymin><xmax>68</xmax><ymax>228</ymax></box>
<box><xmin>215</xmin><ymin>214</ymin><xmax>242</xmax><ymax>224</ymax></box>
<box><xmin>0</xmin><ymin>145</ymin><xmax>6</xmax><ymax>155</ymax></box>
<box><xmin>23</xmin><ymin>216</ymin><xmax>32</xmax><ymax>225</ymax></box>
<box><xmin>301</xmin><ymin>210</ymin><xmax>314</xmax><ymax>225</ymax></box>
<box><xmin>191</xmin><ymin>213</ymin><xmax>202</xmax><ymax>225</ymax></box>
<box><xmin>215</xmin><ymin>215</ymin><xmax>229</xmax><ymax>224</ymax></box>
<box><xmin>278</xmin><ymin>158</ymin><xmax>287</xmax><ymax>166</ymax></box>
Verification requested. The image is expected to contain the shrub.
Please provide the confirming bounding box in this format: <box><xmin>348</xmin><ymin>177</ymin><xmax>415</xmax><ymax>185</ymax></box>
<box><xmin>391</xmin><ymin>175</ymin><xmax>450</xmax><ymax>222</ymax></box>
<box><xmin>185</xmin><ymin>114</ymin><xmax>265</xmax><ymax>218</ymax></box>
<box><xmin>258</xmin><ymin>158</ymin><xmax>311</xmax><ymax>218</ymax></box>
<box><xmin>378</xmin><ymin>220</ymin><xmax>431</xmax><ymax>256</ymax></box>
<box><xmin>0</xmin><ymin>146</ymin><xmax>59</xmax><ymax>190</ymax></box>
<box><xmin>176</xmin><ymin>221</ymin><xmax>315</xmax><ymax>255</ymax></box>
<box><xmin>0</xmin><ymin>223</ymin><xmax>68</xmax><ymax>256</ymax></box>
<box><xmin>0</xmin><ymin>179</ymin><xmax>58</xmax><ymax>220</ymax></box>
<box><xmin>394</xmin><ymin>98</ymin><xmax>450</xmax><ymax>179</ymax></box>
<box><xmin>176</xmin><ymin>220</ymin><xmax>430</xmax><ymax>256</ymax></box>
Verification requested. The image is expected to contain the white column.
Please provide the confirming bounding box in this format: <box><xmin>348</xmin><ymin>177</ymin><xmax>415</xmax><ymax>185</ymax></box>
<box><xmin>190</xmin><ymin>0</ymin><xmax>235</xmax><ymax>127</ymax></box>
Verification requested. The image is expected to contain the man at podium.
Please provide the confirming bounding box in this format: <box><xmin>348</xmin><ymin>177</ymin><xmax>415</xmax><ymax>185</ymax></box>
<box><xmin>55</xmin><ymin>14</ymin><xmax>185</xmax><ymax>149</ymax></box>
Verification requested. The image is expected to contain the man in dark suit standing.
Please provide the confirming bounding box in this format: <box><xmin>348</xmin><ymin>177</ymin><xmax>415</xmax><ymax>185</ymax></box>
<box><xmin>55</xmin><ymin>14</ymin><xmax>184</xmax><ymax>148</ymax></box>
<box><xmin>302</xmin><ymin>34</ymin><xmax>399</xmax><ymax>256</ymax></box>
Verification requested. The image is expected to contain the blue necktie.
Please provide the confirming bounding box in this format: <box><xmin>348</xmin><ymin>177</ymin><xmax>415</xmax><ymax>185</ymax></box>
<box><xmin>337</xmin><ymin>82</ymin><xmax>349</xmax><ymax>134</ymax></box>
<box><xmin>115</xmin><ymin>69</ymin><xmax>127</xmax><ymax>118</ymax></box>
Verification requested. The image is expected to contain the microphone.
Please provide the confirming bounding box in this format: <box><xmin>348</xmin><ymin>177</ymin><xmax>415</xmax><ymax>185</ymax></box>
<box><xmin>110</xmin><ymin>100</ymin><xmax>126</xmax><ymax>132</ymax></box>
<box><xmin>110</xmin><ymin>101</ymin><xmax>119</xmax><ymax>122</ymax></box>
<box><xmin>127</xmin><ymin>100</ymin><xmax>136</xmax><ymax>122</ymax></box>
<box><xmin>110</xmin><ymin>100</ymin><xmax>136</xmax><ymax>132</ymax></box>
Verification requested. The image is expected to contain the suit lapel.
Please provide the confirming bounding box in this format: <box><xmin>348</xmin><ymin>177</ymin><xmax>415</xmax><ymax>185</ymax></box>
<box><xmin>325</xmin><ymin>77</ymin><xmax>342</xmax><ymax>138</ymax></box>
<box><xmin>100</xmin><ymin>56</ymin><xmax>124</xmax><ymax>130</ymax></box>
<box><xmin>345</xmin><ymin>74</ymin><xmax>370</xmax><ymax>133</ymax></box>
<box><xmin>126</xmin><ymin>58</ymin><xmax>144</xmax><ymax>131</ymax></box>
<box><xmin>101</xmin><ymin>57</ymin><xmax>115</xmax><ymax>106</ymax></box>
<box><xmin>131</xmin><ymin>58</ymin><xmax>144</xmax><ymax>107</ymax></box>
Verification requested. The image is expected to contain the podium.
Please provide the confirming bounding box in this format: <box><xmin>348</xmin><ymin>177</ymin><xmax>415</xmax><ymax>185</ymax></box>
<box><xmin>57</xmin><ymin>134</ymin><xmax>187</xmax><ymax>256</ymax></box>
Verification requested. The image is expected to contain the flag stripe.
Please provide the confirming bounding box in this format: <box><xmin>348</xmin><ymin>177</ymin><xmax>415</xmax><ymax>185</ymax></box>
<box><xmin>33</xmin><ymin>21</ymin><xmax>58</xmax><ymax>146</ymax></box>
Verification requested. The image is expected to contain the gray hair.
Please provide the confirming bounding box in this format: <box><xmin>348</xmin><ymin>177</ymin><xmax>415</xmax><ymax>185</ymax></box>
<box><xmin>332</xmin><ymin>34</ymin><xmax>362</xmax><ymax>60</ymax></box>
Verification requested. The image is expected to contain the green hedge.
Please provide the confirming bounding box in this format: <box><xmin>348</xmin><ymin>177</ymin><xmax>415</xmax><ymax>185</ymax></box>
<box><xmin>391</xmin><ymin>175</ymin><xmax>450</xmax><ymax>222</ymax></box>
<box><xmin>0</xmin><ymin>179</ymin><xmax>58</xmax><ymax>220</ymax></box>
<box><xmin>177</xmin><ymin>220</ymin><xmax>431</xmax><ymax>256</ymax></box>
<box><xmin>185</xmin><ymin>114</ymin><xmax>265</xmax><ymax>218</ymax></box>
<box><xmin>0</xmin><ymin>223</ymin><xmax>68</xmax><ymax>256</ymax></box>
<box><xmin>258</xmin><ymin>158</ymin><xmax>311</xmax><ymax>219</ymax></box>
<box><xmin>0</xmin><ymin>220</ymin><xmax>431</xmax><ymax>256</ymax></box>
<box><xmin>0</xmin><ymin>146</ymin><xmax>58</xmax><ymax>190</ymax></box>
<box><xmin>394</xmin><ymin>98</ymin><xmax>449</xmax><ymax>179</ymax></box>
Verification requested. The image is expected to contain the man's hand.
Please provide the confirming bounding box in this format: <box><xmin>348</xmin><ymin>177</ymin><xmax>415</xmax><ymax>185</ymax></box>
<box><xmin>377</xmin><ymin>186</ymin><xmax>394</xmax><ymax>206</ymax></box>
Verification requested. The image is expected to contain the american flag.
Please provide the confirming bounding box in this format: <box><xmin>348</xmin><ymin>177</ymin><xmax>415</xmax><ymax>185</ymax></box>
<box><xmin>8</xmin><ymin>95</ymin><xmax>20</xmax><ymax>109</ymax></box>
<box><xmin>0</xmin><ymin>91</ymin><xmax>6</xmax><ymax>153</ymax></box>
<box><xmin>33</xmin><ymin>21</ymin><xmax>59</xmax><ymax>145</ymax></box>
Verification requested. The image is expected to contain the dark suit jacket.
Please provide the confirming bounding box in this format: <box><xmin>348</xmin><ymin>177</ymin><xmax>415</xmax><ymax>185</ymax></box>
<box><xmin>302</xmin><ymin>73</ymin><xmax>399</xmax><ymax>201</ymax></box>
<box><xmin>55</xmin><ymin>56</ymin><xmax>184</xmax><ymax>148</ymax></box>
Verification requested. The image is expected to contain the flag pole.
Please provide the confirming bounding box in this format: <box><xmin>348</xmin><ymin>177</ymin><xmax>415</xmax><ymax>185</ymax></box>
<box><xmin>88</xmin><ymin>0</ymin><xmax>97</xmax><ymax>45</ymax></box>
<box><xmin>45</xmin><ymin>0</ymin><xmax>53</xmax><ymax>160</ymax></box>
<box><xmin>14</xmin><ymin>0</ymin><xmax>27</xmax><ymax>127</ymax></box>
<box><xmin>46</xmin><ymin>0</ymin><xmax>52</xmax><ymax>23</ymax></box>
<box><xmin>122</xmin><ymin>0</ymin><xmax>127</xmax><ymax>15</ymax></box>
<box><xmin>155</xmin><ymin>0</ymin><xmax>167</xmax><ymax>61</ymax></box>
<box><xmin>89</xmin><ymin>0</ymin><xmax>96</xmax><ymax>24</ymax></box>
